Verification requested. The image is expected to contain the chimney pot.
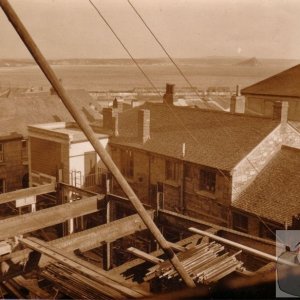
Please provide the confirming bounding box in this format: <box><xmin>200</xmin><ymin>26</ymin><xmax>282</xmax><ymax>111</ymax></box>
<box><xmin>103</xmin><ymin>107</ymin><xmax>118</xmax><ymax>133</ymax></box>
<box><xmin>113</xmin><ymin>97</ymin><xmax>123</xmax><ymax>112</ymax></box>
<box><xmin>236</xmin><ymin>85</ymin><xmax>241</xmax><ymax>96</ymax></box>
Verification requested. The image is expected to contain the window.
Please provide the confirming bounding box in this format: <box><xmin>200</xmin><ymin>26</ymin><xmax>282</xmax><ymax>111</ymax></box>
<box><xmin>259</xmin><ymin>222</ymin><xmax>280</xmax><ymax>240</ymax></box>
<box><xmin>121</xmin><ymin>149</ymin><xmax>134</xmax><ymax>178</ymax></box>
<box><xmin>0</xmin><ymin>179</ymin><xmax>5</xmax><ymax>194</ymax></box>
<box><xmin>165</xmin><ymin>160</ymin><xmax>179</xmax><ymax>181</ymax></box>
<box><xmin>0</xmin><ymin>143</ymin><xmax>3</xmax><ymax>162</ymax></box>
<box><xmin>21</xmin><ymin>140</ymin><xmax>27</xmax><ymax>148</ymax></box>
<box><xmin>232</xmin><ymin>212</ymin><xmax>248</xmax><ymax>232</ymax></box>
<box><xmin>184</xmin><ymin>164</ymin><xmax>193</xmax><ymax>179</ymax></box>
<box><xmin>199</xmin><ymin>169</ymin><xmax>216</xmax><ymax>192</ymax></box>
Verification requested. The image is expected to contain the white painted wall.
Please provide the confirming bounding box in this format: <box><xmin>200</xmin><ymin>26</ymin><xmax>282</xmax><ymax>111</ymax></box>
<box><xmin>69</xmin><ymin>137</ymin><xmax>109</xmax><ymax>175</ymax></box>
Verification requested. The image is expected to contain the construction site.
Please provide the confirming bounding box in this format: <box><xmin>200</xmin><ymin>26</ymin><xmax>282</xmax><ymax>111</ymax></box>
<box><xmin>0</xmin><ymin>171</ymin><xmax>288</xmax><ymax>299</ymax></box>
<box><xmin>0</xmin><ymin>0</ymin><xmax>299</xmax><ymax>299</ymax></box>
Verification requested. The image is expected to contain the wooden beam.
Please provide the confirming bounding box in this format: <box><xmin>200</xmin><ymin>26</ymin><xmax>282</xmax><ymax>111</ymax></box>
<box><xmin>50</xmin><ymin>211</ymin><xmax>154</xmax><ymax>252</ymax></box>
<box><xmin>127</xmin><ymin>247</ymin><xmax>164</xmax><ymax>264</ymax></box>
<box><xmin>189</xmin><ymin>227</ymin><xmax>297</xmax><ymax>267</ymax></box>
<box><xmin>109</xmin><ymin>235</ymin><xmax>200</xmax><ymax>278</ymax></box>
<box><xmin>0</xmin><ymin>183</ymin><xmax>55</xmax><ymax>205</ymax></box>
<box><xmin>169</xmin><ymin>242</ymin><xmax>186</xmax><ymax>252</ymax></box>
<box><xmin>12</xmin><ymin>277</ymin><xmax>52</xmax><ymax>299</ymax></box>
<box><xmin>159</xmin><ymin>209</ymin><xmax>280</xmax><ymax>255</ymax></box>
<box><xmin>0</xmin><ymin>0</ymin><xmax>195</xmax><ymax>287</ymax></box>
<box><xmin>19</xmin><ymin>237</ymin><xmax>145</xmax><ymax>299</ymax></box>
<box><xmin>0</xmin><ymin>195</ymin><xmax>103</xmax><ymax>240</ymax></box>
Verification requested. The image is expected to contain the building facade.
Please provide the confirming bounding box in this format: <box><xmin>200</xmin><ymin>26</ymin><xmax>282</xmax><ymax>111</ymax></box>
<box><xmin>0</xmin><ymin>133</ymin><xmax>28</xmax><ymax>193</ymax></box>
<box><xmin>28</xmin><ymin>122</ymin><xmax>109</xmax><ymax>191</ymax></box>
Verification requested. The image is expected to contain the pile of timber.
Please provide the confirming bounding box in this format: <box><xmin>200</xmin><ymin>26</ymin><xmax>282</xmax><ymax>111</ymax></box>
<box><xmin>144</xmin><ymin>242</ymin><xmax>243</xmax><ymax>285</ymax></box>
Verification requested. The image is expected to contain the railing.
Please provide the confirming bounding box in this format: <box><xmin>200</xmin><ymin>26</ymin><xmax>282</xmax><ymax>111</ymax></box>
<box><xmin>31</xmin><ymin>171</ymin><xmax>56</xmax><ymax>186</ymax></box>
<box><xmin>69</xmin><ymin>168</ymin><xmax>109</xmax><ymax>189</ymax></box>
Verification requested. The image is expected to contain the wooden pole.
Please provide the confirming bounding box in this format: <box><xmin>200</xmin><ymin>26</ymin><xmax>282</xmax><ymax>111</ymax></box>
<box><xmin>189</xmin><ymin>227</ymin><xmax>297</xmax><ymax>267</ymax></box>
<box><xmin>0</xmin><ymin>0</ymin><xmax>195</xmax><ymax>288</ymax></box>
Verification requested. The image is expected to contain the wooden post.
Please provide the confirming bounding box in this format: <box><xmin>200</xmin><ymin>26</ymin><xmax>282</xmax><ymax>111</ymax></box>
<box><xmin>104</xmin><ymin>176</ymin><xmax>112</xmax><ymax>270</ymax></box>
<box><xmin>0</xmin><ymin>0</ymin><xmax>195</xmax><ymax>287</ymax></box>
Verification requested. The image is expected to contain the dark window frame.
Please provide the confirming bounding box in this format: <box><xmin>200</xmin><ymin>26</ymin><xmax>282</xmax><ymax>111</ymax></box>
<box><xmin>121</xmin><ymin>149</ymin><xmax>134</xmax><ymax>178</ymax></box>
<box><xmin>165</xmin><ymin>159</ymin><xmax>179</xmax><ymax>182</ymax></box>
<box><xmin>184</xmin><ymin>164</ymin><xmax>193</xmax><ymax>179</ymax></box>
<box><xmin>0</xmin><ymin>178</ymin><xmax>5</xmax><ymax>194</ymax></box>
<box><xmin>199</xmin><ymin>169</ymin><xmax>216</xmax><ymax>193</ymax></box>
<box><xmin>232</xmin><ymin>212</ymin><xmax>248</xmax><ymax>232</ymax></box>
<box><xmin>0</xmin><ymin>143</ymin><xmax>3</xmax><ymax>162</ymax></box>
<box><xmin>259</xmin><ymin>222</ymin><xmax>280</xmax><ymax>240</ymax></box>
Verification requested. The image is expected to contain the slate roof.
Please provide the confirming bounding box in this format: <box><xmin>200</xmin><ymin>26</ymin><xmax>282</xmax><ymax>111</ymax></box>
<box><xmin>109</xmin><ymin>103</ymin><xmax>279</xmax><ymax>171</ymax></box>
<box><xmin>0</xmin><ymin>89</ymin><xmax>101</xmax><ymax>137</ymax></box>
<box><xmin>241</xmin><ymin>64</ymin><xmax>300</xmax><ymax>98</ymax></box>
<box><xmin>232</xmin><ymin>147</ymin><xmax>300</xmax><ymax>225</ymax></box>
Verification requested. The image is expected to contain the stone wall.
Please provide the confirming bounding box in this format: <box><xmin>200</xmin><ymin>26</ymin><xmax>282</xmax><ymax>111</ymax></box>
<box><xmin>30</xmin><ymin>136</ymin><xmax>63</xmax><ymax>179</ymax></box>
<box><xmin>232</xmin><ymin>125</ymin><xmax>282</xmax><ymax>200</ymax></box>
<box><xmin>0</xmin><ymin>138</ymin><xmax>26</xmax><ymax>192</ymax></box>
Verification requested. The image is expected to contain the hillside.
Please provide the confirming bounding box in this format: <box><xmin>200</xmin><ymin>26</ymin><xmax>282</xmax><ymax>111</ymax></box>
<box><xmin>236</xmin><ymin>57</ymin><xmax>261</xmax><ymax>66</ymax></box>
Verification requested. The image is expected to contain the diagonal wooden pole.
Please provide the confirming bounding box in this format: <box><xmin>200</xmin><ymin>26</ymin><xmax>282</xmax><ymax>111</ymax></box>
<box><xmin>0</xmin><ymin>0</ymin><xmax>195</xmax><ymax>288</ymax></box>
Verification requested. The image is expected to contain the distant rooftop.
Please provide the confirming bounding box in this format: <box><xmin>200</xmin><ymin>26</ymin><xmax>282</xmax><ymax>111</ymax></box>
<box><xmin>0</xmin><ymin>89</ymin><xmax>101</xmax><ymax>137</ymax></box>
<box><xmin>241</xmin><ymin>64</ymin><xmax>300</xmax><ymax>98</ymax></box>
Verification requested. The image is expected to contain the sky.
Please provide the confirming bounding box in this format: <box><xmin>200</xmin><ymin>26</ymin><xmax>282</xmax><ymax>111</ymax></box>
<box><xmin>1</xmin><ymin>0</ymin><xmax>300</xmax><ymax>60</ymax></box>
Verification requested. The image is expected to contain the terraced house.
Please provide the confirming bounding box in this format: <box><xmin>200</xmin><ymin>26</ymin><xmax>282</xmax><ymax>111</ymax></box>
<box><xmin>26</xmin><ymin>84</ymin><xmax>300</xmax><ymax>240</ymax></box>
<box><xmin>102</xmin><ymin>84</ymin><xmax>300</xmax><ymax>239</ymax></box>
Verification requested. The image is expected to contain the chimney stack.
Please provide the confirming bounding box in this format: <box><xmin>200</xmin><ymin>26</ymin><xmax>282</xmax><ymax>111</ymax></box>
<box><xmin>163</xmin><ymin>83</ymin><xmax>175</xmax><ymax>105</ymax></box>
<box><xmin>138</xmin><ymin>109</ymin><xmax>150</xmax><ymax>143</ymax></box>
<box><xmin>113</xmin><ymin>97</ymin><xmax>123</xmax><ymax>112</ymax></box>
<box><xmin>112</xmin><ymin>115</ymin><xmax>119</xmax><ymax>136</ymax></box>
<box><xmin>236</xmin><ymin>84</ymin><xmax>241</xmax><ymax>96</ymax></box>
<box><xmin>103</xmin><ymin>107</ymin><xmax>119</xmax><ymax>135</ymax></box>
<box><xmin>230</xmin><ymin>85</ymin><xmax>245</xmax><ymax>114</ymax></box>
<box><xmin>273</xmin><ymin>101</ymin><xmax>288</xmax><ymax>123</ymax></box>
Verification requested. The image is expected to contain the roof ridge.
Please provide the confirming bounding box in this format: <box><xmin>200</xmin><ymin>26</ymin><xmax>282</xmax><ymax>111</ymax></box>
<box><xmin>241</xmin><ymin>64</ymin><xmax>300</xmax><ymax>95</ymax></box>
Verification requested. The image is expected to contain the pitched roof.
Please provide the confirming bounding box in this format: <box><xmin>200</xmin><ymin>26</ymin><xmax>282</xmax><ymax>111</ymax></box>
<box><xmin>0</xmin><ymin>89</ymin><xmax>101</xmax><ymax>137</ymax></box>
<box><xmin>109</xmin><ymin>103</ymin><xmax>279</xmax><ymax>171</ymax></box>
<box><xmin>232</xmin><ymin>146</ymin><xmax>300</xmax><ymax>225</ymax></box>
<box><xmin>241</xmin><ymin>64</ymin><xmax>300</xmax><ymax>98</ymax></box>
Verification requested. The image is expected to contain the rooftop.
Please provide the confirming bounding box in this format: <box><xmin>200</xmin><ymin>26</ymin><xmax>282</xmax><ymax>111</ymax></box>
<box><xmin>29</xmin><ymin>122</ymin><xmax>107</xmax><ymax>143</ymax></box>
<box><xmin>232</xmin><ymin>146</ymin><xmax>300</xmax><ymax>225</ymax></box>
<box><xmin>0</xmin><ymin>89</ymin><xmax>101</xmax><ymax>137</ymax></box>
<box><xmin>241</xmin><ymin>64</ymin><xmax>300</xmax><ymax>98</ymax></box>
<box><xmin>109</xmin><ymin>103</ymin><xmax>280</xmax><ymax>171</ymax></box>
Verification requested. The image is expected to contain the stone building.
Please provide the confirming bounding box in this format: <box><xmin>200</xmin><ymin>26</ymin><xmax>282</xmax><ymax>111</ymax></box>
<box><xmin>241</xmin><ymin>64</ymin><xmax>300</xmax><ymax>121</ymax></box>
<box><xmin>25</xmin><ymin>84</ymin><xmax>300</xmax><ymax>239</ymax></box>
<box><xmin>101</xmin><ymin>84</ymin><xmax>300</xmax><ymax>239</ymax></box>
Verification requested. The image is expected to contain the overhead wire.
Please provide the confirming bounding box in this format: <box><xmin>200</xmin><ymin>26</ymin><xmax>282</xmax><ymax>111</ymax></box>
<box><xmin>88</xmin><ymin>0</ymin><xmax>284</xmax><ymax>242</ymax></box>
<box><xmin>127</xmin><ymin>0</ymin><xmax>285</xmax><ymax>241</ymax></box>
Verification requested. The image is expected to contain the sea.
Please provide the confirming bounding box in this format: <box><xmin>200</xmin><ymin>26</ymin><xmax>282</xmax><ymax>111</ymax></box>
<box><xmin>0</xmin><ymin>59</ymin><xmax>298</xmax><ymax>91</ymax></box>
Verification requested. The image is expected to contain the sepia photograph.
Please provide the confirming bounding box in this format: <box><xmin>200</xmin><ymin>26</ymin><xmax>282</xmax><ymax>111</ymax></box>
<box><xmin>0</xmin><ymin>0</ymin><xmax>300</xmax><ymax>298</ymax></box>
